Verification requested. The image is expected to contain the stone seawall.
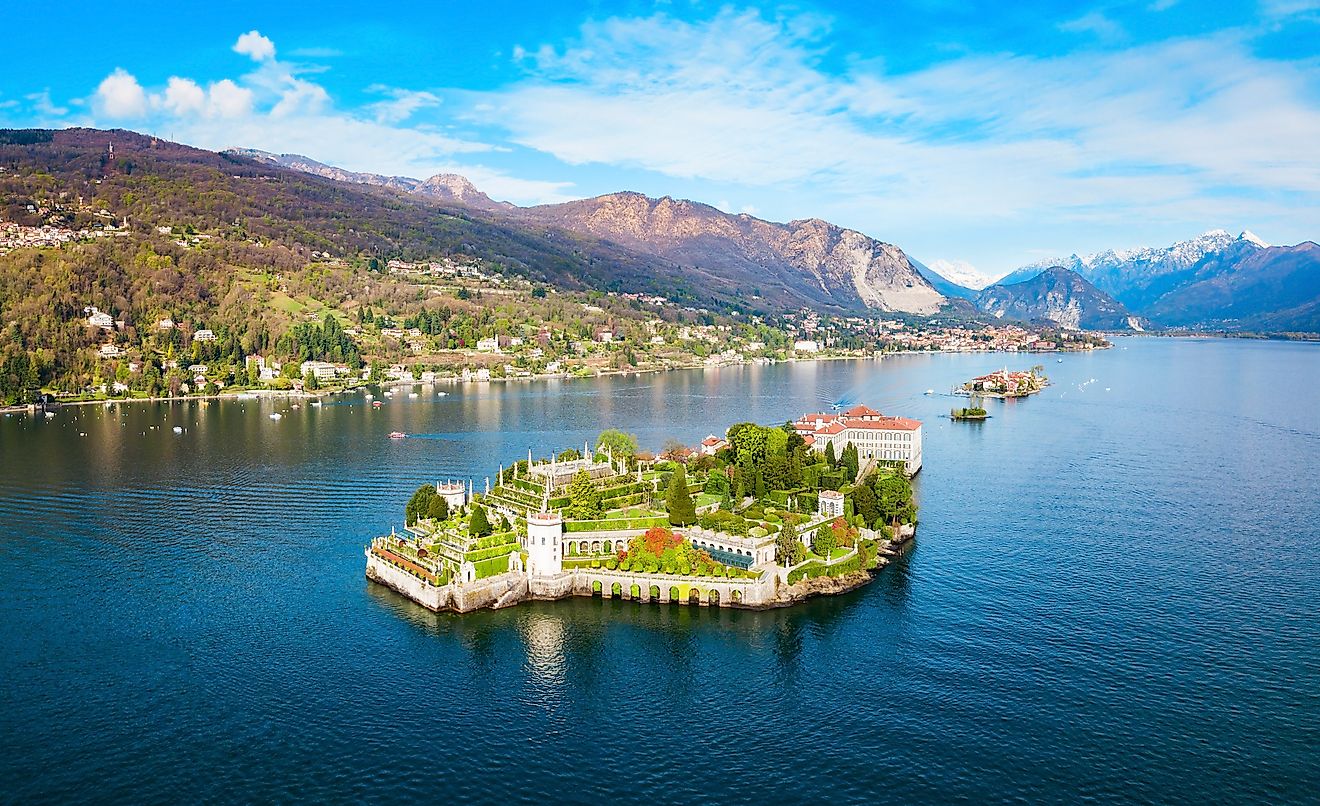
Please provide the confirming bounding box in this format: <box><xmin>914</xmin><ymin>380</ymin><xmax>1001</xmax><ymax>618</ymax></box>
<box><xmin>367</xmin><ymin>533</ymin><xmax>913</xmax><ymax>614</ymax></box>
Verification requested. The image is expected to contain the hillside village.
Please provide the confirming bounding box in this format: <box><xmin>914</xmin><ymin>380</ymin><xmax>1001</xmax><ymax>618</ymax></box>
<box><xmin>0</xmin><ymin>131</ymin><xmax>1109</xmax><ymax>406</ymax></box>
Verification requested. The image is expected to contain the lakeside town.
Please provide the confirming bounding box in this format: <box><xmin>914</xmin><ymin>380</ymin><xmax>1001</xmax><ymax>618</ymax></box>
<box><xmin>0</xmin><ymin>228</ymin><xmax>1109</xmax><ymax>408</ymax></box>
<box><xmin>366</xmin><ymin>408</ymin><xmax>921</xmax><ymax>612</ymax></box>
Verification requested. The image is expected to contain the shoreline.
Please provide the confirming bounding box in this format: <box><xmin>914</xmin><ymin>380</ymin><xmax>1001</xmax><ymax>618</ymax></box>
<box><xmin>3</xmin><ymin>343</ymin><xmax>1105</xmax><ymax>416</ymax></box>
<box><xmin>365</xmin><ymin>530</ymin><xmax>914</xmax><ymax>614</ymax></box>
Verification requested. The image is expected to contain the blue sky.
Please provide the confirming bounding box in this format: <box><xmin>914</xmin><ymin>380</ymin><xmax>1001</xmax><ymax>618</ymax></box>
<box><xmin>4</xmin><ymin>0</ymin><xmax>1319</xmax><ymax>283</ymax></box>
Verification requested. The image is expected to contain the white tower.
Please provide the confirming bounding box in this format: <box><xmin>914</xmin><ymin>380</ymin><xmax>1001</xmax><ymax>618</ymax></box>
<box><xmin>526</xmin><ymin>511</ymin><xmax>563</xmax><ymax>577</ymax></box>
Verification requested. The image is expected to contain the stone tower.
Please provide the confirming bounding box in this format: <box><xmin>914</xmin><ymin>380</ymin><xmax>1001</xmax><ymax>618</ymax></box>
<box><xmin>525</xmin><ymin>511</ymin><xmax>564</xmax><ymax>577</ymax></box>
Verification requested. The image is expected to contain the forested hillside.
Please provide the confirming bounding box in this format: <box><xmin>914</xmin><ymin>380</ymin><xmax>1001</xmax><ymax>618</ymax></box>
<box><xmin>0</xmin><ymin>128</ymin><xmax>757</xmax><ymax>402</ymax></box>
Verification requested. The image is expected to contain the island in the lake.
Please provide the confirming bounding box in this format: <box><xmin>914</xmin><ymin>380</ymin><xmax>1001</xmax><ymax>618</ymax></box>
<box><xmin>955</xmin><ymin>367</ymin><xmax>1049</xmax><ymax>398</ymax></box>
<box><xmin>950</xmin><ymin>404</ymin><xmax>989</xmax><ymax>421</ymax></box>
<box><xmin>366</xmin><ymin>405</ymin><xmax>921</xmax><ymax>612</ymax></box>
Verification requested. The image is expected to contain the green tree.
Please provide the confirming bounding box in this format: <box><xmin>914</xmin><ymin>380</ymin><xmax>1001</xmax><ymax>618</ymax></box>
<box><xmin>825</xmin><ymin>440</ymin><xmax>837</xmax><ymax>468</ymax></box>
<box><xmin>842</xmin><ymin>442</ymin><xmax>859</xmax><ymax>481</ymax></box>
<box><xmin>595</xmin><ymin>429</ymin><xmax>639</xmax><ymax>465</ymax></box>
<box><xmin>851</xmin><ymin>482</ymin><xmax>880</xmax><ymax>528</ymax></box>
<box><xmin>565</xmin><ymin>470</ymin><xmax>603</xmax><ymax>520</ymax></box>
<box><xmin>427</xmin><ymin>494</ymin><xmax>449</xmax><ymax>522</ymax></box>
<box><xmin>777</xmin><ymin>522</ymin><xmax>803</xmax><ymax>566</ymax></box>
<box><xmin>405</xmin><ymin>484</ymin><xmax>436</xmax><ymax>525</ymax></box>
<box><xmin>666</xmin><ymin>463</ymin><xmax>697</xmax><ymax>526</ymax></box>
<box><xmin>469</xmin><ymin>503</ymin><xmax>493</xmax><ymax>537</ymax></box>
<box><xmin>727</xmin><ymin>422</ymin><xmax>770</xmax><ymax>465</ymax></box>
<box><xmin>811</xmin><ymin>522</ymin><xmax>838</xmax><ymax>557</ymax></box>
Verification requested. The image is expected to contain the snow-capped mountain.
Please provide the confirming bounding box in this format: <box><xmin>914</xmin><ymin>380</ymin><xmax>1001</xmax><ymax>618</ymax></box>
<box><xmin>924</xmin><ymin>258</ymin><xmax>1001</xmax><ymax>290</ymax></box>
<box><xmin>996</xmin><ymin>229</ymin><xmax>1320</xmax><ymax>331</ymax></box>
<box><xmin>1000</xmin><ymin>230</ymin><xmax>1270</xmax><ymax>311</ymax></box>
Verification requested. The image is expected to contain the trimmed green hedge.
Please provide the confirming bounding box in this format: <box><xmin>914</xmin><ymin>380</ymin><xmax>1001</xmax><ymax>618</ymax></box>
<box><xmin>564</xmin><ymin>516</ymin><xmax>669</xmax><ymax>532</ymax></box>
<box><xmin>787</xmin><ymin>553</ymin><xmax>865</xmax><ymax>584</ymax></box>
<box><xmin>465</xmin><ymin>543</ymin><xmax>520</xmax><ymax>563</ymax></box>
<box><xmin>473</xmin><ymin>554</ymin><xmax>513</xmax><ymax>579</ymax></box>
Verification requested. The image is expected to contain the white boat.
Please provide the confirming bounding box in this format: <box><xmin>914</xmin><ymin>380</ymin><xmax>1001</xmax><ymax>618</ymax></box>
<box><xmin>44</xmin><ymin>411</ymin><xmax>55</xmax><ymax>419</ymax></box>
<box><xmin>311</xmin><ymin>400</ymin><xmax>323</xmax><ymax>407</ymax></box>
<box><xmin>269</xmin><ymin>413</ymin><xmax>282</xmax><ymax>421</ymax></box>
<box><xmin>172</xmin><ymin>426</ymin><xmax>183</xmax><ymax>434</ymax></box>
<box><xmin>408</xmin><ymin>393</ymin><xmax>418</xmax><ymax>399</ymax></box>
<box><xmin>364</xmin><ymin>393</ymin><xmax>374</xmax><ymax>400</ymax></box>
<box><xmin>924</xmin><ymin>389</ymin><xmax>934</xmax><ymax>395</ymax></box>
<box><xmin>437</xmin><ymin>391</ymin><xmax>448</xmax><ymax>397</ymax></box>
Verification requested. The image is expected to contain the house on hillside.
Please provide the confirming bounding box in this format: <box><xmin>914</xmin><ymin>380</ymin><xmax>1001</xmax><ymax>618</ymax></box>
<box><xmin>85</xmin><ymin>307</ymin><xmax>114</xmax><ymax>330</ymax></box>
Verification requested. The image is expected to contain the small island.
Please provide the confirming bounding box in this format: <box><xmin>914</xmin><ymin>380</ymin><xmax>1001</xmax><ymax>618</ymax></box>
<box><xmin>950</xmin><ymin>403</ymin><xmax>988</xmax><ymax>421</ymax></box>
<box><xmin>955</xmin><ymin>366</ymin><xmax>1048</xmax><ymax>398</ymax></box>
<box><xmin>365</xmin><ymin>406</ymin><xmax>921</xmax><ymax>612</ymax></box>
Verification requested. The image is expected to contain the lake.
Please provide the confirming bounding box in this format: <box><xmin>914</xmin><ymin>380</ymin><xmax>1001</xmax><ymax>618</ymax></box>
<box><xmin>2</xmin><ymin>337</ymin><xmax>1318</xmax><ymax>803</ymax></box>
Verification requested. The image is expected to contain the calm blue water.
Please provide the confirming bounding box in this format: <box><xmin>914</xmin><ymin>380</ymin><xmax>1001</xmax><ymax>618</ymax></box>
<box><xmin>2</xmin><ymin>337</ymin><xmax>1318</xmax><ymax>804</ymax></box>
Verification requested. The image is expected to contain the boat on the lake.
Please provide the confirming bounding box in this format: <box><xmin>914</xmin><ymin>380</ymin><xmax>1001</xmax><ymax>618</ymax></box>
<box><xmin>269</xmin><ymin>413</ymin><xmax>282</xmax><ymax>421</ymax></box>
<box><xmin>388</xmin><ymin>431</ymin><xmax>407</xmax><ymax>440</ymax></box>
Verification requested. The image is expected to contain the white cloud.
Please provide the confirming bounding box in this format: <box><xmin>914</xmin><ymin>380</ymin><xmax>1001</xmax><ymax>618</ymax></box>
<box><xmin>269</xmin><ymin>78</ymin><xmax>329</xmax><ymax>117</ymax></box>
<box><xmin>206</xmin><ymin>79</ymin><xmax>255</xmax><ymax>118</ymax></box>
<box><xmin>1259</xmin><ymin>0</ymin><xmax>1320</xmax><ymax>16</ymax></box>
<box><xmin>55</xmin><ymin>32</ymin><xmax>574</xmax><ymax>204</ymax></box>
<box><xmin>1058</xmin><ymin>11</ymin><xmax>1127</xmax><ymax>42</ymax></box>
<box><xmin>234</xmin><ymin>30</ymin><xmax>276</xmax><ymax>62</ymax></box>
<box><xmin>477</xmin><ymin>10</ymin><xmax>1320</xmax><ymax>268</ymax></box>
<box><xmin>94</xmin><ymin>68</ymin><xmax>148</xmax><ymax>118</ymax></box>
<box><xmin>160</xmin><ymin>77</ymin><xmax>205</xmax><ymax>115</ymax></box>
<box><xmin>26</xmin><ymin>90</ymin><xmax>68</xmax><ymax>117</ymax></box>
<box><xmin>366</xmin><ymin>86</ymin><xmax>441</xmax><ymax>123</ymax></box>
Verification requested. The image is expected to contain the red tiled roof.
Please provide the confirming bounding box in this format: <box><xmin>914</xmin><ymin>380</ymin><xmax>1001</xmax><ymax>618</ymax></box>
<box><xmin>842</xmin><ymin>404</ymin><xmax>881</xmax><ymax>417</ymax></box>
<box><xmin>839</xmin><ymin>416</ymin><xmax>922</xmax><ymax>431</ymax></box>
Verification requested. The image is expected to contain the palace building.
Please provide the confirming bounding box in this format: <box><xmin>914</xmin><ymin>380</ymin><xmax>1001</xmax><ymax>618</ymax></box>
<box><xmin>793</xmin><ymin>404</ymin><xmax>923</xmax><ymax>475</ymax></box>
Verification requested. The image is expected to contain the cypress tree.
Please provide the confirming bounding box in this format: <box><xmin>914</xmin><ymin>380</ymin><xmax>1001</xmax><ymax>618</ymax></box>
<box><xmin>825</xmin><ymin>441</ymin><xmax>837</xmax><ymax>468</ymax></box>
<box><xmin>842</xmin><ymin>442</ymin><xmax>859</xmax><ymax>481</ymax></box>
<box><xmin>776</xmin><ymin>522</ymin><xmax>802</xmax><ymax>566</ymax></box>
<box><xmin>666</xmin><ymin>463</ymin><xmax>697</xmax><ymax>526</ymax></box>
<box><xmin>427</xmin><ymin>494</ymin><xmax>449</xmax><ymax>522</ymax></box>
<box><xmin>469</xmin><ymin>503</ymin><xmax>492</xmax><ymax>537</ymax></box>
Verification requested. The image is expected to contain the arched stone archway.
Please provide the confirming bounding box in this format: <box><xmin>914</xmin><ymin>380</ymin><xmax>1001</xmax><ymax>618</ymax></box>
<box><xmin>591</xmin><ymin>541</ymin><xmax>600</xmax><ymax>553</ymax></box>
<box><xmin>731</xmin><ymin>589</ymin><xmax>743</xmax><ymax>604</ymax></box>
<box><xmin>611</xmin><ymin>582</ymin><xmax>622</xmax><ymax>598</ymax></box>
<box><xmin>592</xmin><ymin>580</ymin><xmax>603</xmax><ymax>595</ymax></box>
<box><xmin>630</xmin><ymin>583</ymin><xmax>641</xmax><ymax>600</ymax></box>
<box><xmin>669</xmin><ymin>586</ymin><xmax>680</xmax><ymax>603</ymax></box>
<box><xmin>649</xmin><ymin>585</ymin><xmax>661</xmax><ymax>602</ymax></box>
<box><xmin>688</xmin><ymin>588</ymin><xmax>701</xmax><ymax>605</ymax></box>
<box><xmin>709</xmin><ymin>589</ymin><xmax>721</xmax><ymax>606</ymax></box>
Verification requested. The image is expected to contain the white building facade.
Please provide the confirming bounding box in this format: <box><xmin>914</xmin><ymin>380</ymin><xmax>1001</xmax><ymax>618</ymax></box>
<box><xmin>794</xmin><ymin>404</ymin><xmax>923</xmax><ymax>475</ymax></box>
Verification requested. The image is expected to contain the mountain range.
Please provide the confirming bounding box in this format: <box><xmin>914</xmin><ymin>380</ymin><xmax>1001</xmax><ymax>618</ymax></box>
<box><xmin>232</xmin><ymin>148</ymin><xmax>944</xmax><ymax>315</ymax></box>
<box><xmin>1</xmin><ymin>129</ymin><xmax>1315</xmax><ymax>332</ymax></box>
<box><xmin>239</xmin><ymin>147</ymin><xmax>1320</xmax><ymax>332</ymax></box>
<box><xmin>974</xmin><ymin>267</ymin><xmax>1143</xmax><ymax>331</ymax></box>
<box><xmin>951</xmin><ymin>229</ymin><xmax>1319</xmax><ymax>332</ymax></box>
